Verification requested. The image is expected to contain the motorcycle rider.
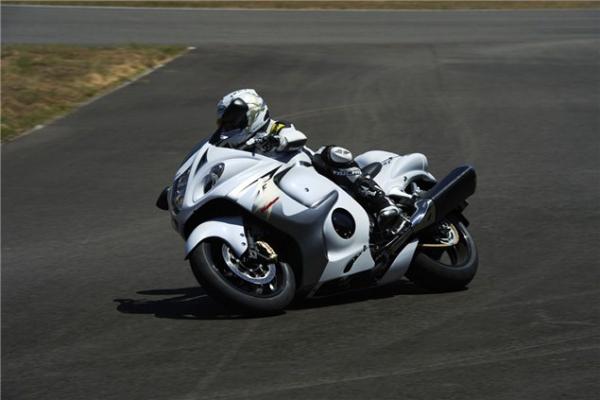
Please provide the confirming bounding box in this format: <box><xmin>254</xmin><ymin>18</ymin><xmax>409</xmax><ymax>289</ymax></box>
<box><xmin>213</xmin><ymin>89</ymin><xmax>401</xmax><ymax>232</ymax></box>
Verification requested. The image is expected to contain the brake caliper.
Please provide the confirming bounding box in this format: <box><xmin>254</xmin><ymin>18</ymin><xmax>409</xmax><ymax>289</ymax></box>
<box><xmin>255</xmin><ymin>240</ymin><xmax>278</xmax><ymax>262</ymax></box>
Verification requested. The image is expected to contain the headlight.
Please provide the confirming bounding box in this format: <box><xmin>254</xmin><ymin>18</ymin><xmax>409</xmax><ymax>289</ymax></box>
<box><xmin>171</xmin><ymin>167</ymin><xmax>190</xmax><ymax>212</ymax></box>
<box><xmin>203</xmin><ymin>163</ymin><xmax>225</xmax><ymax>193</ymax></box>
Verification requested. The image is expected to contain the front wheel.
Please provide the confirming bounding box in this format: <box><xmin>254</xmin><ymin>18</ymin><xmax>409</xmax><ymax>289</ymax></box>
<box><xmin>407</xmin><ymin>218</ymin><xmax>478</xmax><ymax>291</ymax></box>
<box><xmin>189</xmin><ymin>239</ymin><xmax>296</xmax><ymax>314</ymax></box>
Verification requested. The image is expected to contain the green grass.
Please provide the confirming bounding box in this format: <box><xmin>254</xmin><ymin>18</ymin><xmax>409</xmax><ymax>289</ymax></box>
<box><xmin>3</xmin><ymin>0</ymin><xmax>600</xmax><ymax>10</ymax></box>
<box><xmin>1</xmin><ymin>45</ymin><xmax>185</xmax><ymax>141</ymax></box>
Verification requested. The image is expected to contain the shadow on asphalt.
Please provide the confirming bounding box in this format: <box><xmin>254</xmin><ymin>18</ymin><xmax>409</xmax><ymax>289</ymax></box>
<box><xmin>114</xmin><ymin>287</ymin><xmax>258</xmax><ymax>320</ymax></box>
<box><xmin>292</xmin><ymin>280</ymin><xmax>438</xmax><ymax>310</ymax></box>
<box><xmin>114</xmin><ymin>281</ymin><xmax>441</xmax><ymax>320</ymax></box>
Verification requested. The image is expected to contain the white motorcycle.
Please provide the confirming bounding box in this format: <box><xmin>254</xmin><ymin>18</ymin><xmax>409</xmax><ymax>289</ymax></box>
<box><xmin>157</xmin><ymin>135</ymin><xmax>478</xmax><ymax>313</ymax></box>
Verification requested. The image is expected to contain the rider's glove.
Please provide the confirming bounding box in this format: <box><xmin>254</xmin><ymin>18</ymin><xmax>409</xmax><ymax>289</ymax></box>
<box><xmin>255</xmin><ymin>133</ymin><xmax>280</xmax><ymax>151</ymax></box>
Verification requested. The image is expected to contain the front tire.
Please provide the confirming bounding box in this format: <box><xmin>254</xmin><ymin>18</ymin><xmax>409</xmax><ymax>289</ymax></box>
<box><xmin>189</xmin><ymin>239</ymin><xmax>296</xmax><ymax>314</ymax></box>
<box><xmin>407</xmin><ymin>219</ymin><xmax>478</xmax><ymax>291</ymax></box>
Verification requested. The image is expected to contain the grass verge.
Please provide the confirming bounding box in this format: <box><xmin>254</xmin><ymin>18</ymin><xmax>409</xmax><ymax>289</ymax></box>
<box><xmin>3</xmin><ymin>0</ymin><xmax>600</xmax><ymax>10</ymax></box>
<box><xmin>1</xmin><ymin>45</ymin><xmax>185</xmax><ymax>141</ymax></box>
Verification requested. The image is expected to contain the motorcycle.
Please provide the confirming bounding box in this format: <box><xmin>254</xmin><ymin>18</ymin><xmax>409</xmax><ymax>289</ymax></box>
<box><xmin>156</xmin><ymin>134</ymin><xmax>478</xmax><ymax>313</ymax></box>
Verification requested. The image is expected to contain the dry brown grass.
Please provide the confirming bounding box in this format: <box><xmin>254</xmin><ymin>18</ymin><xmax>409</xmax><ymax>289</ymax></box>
<box><xmin>3</xmin><ymin>0</ymin><xmax>599</xmax><ymax>10</ymax></box>
<box><xmin>1</xmin><ymin>45</ymin><xmax>185</xmax><ymax>141</ymax></box>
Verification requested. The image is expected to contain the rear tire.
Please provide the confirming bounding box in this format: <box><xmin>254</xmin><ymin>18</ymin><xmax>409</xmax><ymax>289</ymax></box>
<box><xmin>407</xmin><ymin>220</ymin><xmax>478</xmax><ymax>291</ymax></box>
<box><xmin>189</xmin><ymin>239</ymin><xmax>296</xmax><ymax>314</ymax></box>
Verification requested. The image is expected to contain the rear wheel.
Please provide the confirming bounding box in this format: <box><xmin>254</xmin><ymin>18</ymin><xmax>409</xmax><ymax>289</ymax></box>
<box><xmin>189</xmin><ymin>239</ymin><xmax>296</xmax><ymax>313</ymax></box>
<box><xmin>407</xmin><ymin>217</ymin><xmax>478</xmax><ymax>291</ymax></box>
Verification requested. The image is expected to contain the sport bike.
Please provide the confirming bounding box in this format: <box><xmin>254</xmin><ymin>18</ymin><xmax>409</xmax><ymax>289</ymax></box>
<box><xmin>156</xmin><ymin>137</ymin><xmax>478</xmax><ymax>313</ymax></box>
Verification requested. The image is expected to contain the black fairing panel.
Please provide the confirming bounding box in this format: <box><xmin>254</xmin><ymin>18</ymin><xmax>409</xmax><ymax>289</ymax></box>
<box><xmin>261</xmin><ymin>192</ymin><xmax>339</xmax><ymax>292</ymax></box>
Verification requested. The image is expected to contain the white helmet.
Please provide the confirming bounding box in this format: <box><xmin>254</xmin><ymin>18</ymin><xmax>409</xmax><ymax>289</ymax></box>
<box><xmin>216</xmin><ymin>89</ymin><xmax>269</xmax><ymax>136</ymax></box>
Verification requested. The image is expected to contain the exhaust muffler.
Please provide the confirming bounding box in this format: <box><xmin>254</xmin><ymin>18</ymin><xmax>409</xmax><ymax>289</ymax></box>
<box><xmin>410</xmin><ymin>165</ymin><xmax>476</xmax><ymax>232</ymax></box>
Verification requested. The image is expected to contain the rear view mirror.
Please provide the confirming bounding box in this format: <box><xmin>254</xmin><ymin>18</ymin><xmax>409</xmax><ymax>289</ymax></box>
<box><xmin>156</xmin><ymin>186</ymin><xmax>169</xmax><ymax>211</ymax></box>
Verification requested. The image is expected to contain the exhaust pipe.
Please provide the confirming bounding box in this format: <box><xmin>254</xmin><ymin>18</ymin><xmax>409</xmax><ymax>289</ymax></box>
<box><xmin>374</xmin><ymin>165</ymin><xmax>476</xmax><ymax>279</ymax></box>
<box><xmin>410</xmin><ymin>165</ymin><xmax>476</xmax><ymax>232</ymax></box>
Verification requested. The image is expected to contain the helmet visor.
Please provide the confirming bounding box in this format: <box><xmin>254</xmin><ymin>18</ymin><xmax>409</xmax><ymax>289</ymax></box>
<box><xmin>217</xmin><ymin>100</ymin><xmax>248</xmax><ymax>132</ymax></box>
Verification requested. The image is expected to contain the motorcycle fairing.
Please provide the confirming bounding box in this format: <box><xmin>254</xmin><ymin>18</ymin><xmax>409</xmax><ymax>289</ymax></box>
<box><xmin>229</xmin><ymin>163</ymin><xmax>372</xmax><ymax>291</ymax></box>
<box><xmin>169</xmin><ymin>142</ymin><xmax>280</xmax><ymax>236</ymax></box>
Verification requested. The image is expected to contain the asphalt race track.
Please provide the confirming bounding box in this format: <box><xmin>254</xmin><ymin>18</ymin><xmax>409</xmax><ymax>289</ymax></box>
<box><xmin>2</xmin><ymin>5</ymin><xmax>599</xmax><ymax>400</ymax></box>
